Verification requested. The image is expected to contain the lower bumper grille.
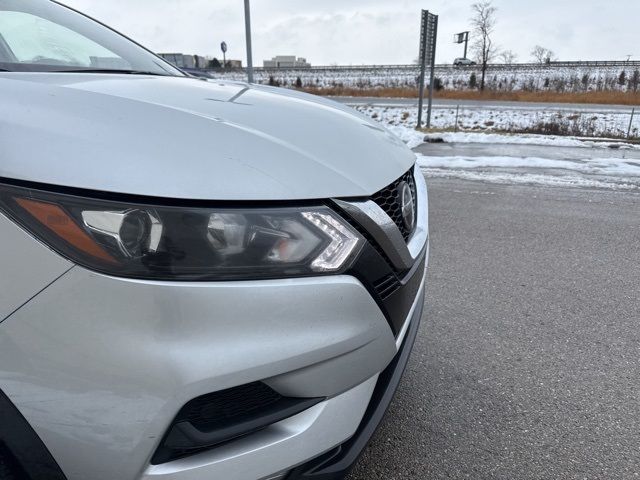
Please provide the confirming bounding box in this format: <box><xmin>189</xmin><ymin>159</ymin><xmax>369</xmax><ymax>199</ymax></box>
<box><xmin>373</xmin><ymin>274</ymin><xmax>400</xmax><ymax>300</ymax></box>
<box><xmin>152</xmin><ymin>382</ymin><xmax>323</xmax><ymax>464</ymax></box>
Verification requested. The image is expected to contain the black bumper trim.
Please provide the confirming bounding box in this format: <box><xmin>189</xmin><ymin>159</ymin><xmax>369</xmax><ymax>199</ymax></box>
<box><xmin>152</xmin><ymin>383</ymin><xmax>324</xmax><ymax>465</ymax></box>
<box><xmin>0</xmin><ymin>389</ymin><xmax>67</xmax><ymax>480</ymax></box>
<box><xmin>286</xmin><ymin>283</ymin><xmax>425</xmax><ymax>480</ymax></box>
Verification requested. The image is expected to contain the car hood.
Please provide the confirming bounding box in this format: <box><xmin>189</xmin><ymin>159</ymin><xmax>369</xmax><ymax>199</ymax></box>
<box><xmin>0</xmin><ymin>73</ymin><xmax>415</xmax><ymax>200</ymax></box>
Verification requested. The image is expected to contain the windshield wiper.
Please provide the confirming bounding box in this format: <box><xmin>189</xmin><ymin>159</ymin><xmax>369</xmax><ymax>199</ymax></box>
<box><xmin>52</xmin><ymin>68</ymin><xmax>171</xmax><ymax>76</ymax></box>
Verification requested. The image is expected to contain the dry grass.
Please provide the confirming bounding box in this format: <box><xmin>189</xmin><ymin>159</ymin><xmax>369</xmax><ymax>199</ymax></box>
<box><xmin>301</xmin><ymin>86</ymin><xmax>416</xmax><ymax>98</ymax></box>
<box><xmin>434</xmin><ymin>90</ymin><xmax>640</xmax><ymax>106</ymax></box>
<box><xmin>300</xmin><ymin>86</ymin><xmax>640</xmax><ymax>106</ymax></box>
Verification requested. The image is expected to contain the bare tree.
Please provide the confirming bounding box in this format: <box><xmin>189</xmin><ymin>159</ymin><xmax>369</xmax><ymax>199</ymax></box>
<box><xmin>499</xmin><ymin>50</ymin><xmax>518</xmax><ymax>64</ymax></box>
<box><xmin>470</xmin><ymin>1</ymin><xmax>498</xmax><ymax>90</ymax></box>
<box><xmin>531</xmin><ymin>45</ymin><xmax>547</xmax><ymax>63</ymax></box>
<box><xmin>531</xmin><ymin>45</ymin><xmax>557</xmax><ymax>64</ymax></box>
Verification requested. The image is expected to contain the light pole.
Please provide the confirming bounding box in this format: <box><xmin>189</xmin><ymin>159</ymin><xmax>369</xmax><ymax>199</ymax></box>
<box><xmin>244</xmin><ymin>0</ymin><xmax>254</xmax><ymax>83</ymax></box>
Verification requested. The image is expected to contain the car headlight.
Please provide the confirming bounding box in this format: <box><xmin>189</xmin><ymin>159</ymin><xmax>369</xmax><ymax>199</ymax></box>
<box><xmin>0</xmin><ymin>184</ymin><xmax>363</xmax><ymax>280</ymax></box>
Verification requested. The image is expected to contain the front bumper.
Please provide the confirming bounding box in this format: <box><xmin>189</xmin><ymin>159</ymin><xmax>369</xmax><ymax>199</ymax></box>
<box><xmin>0</xmin><ymin>168</ymin><xmax>429</xmax><ymax>480</ymax></box>
<box><xmin>287</xmin><ymin>279</ymin><xmax>425</xmax><ymax>480</ymax></box>
<box><xmin>0</xmin><ymin>243</ymin><xmax>427</xmax><ymax>480</ymax></box>
<box><xmin>0</xmin><ymin>248</ymin><xmax>426</xmax><ymax>480</ymax></box>
<box><xmin>0</xmin><ymin>267</ymin><xmax>400</xmax><ymax>480</ymax></box>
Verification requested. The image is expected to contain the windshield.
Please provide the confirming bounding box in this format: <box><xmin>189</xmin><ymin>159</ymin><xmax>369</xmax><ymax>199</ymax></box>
<box><xmin>0</xmin><ymin>0</ymin><xmax>182</xmax><ymax>75</ymax></box>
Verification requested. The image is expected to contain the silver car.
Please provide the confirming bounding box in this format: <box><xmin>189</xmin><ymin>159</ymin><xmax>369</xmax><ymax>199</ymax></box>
<box><xmin>453</xmin><ymin>57</ymin><xmax>476</xmax><ymax>66</ymax></box>
<box><xmin>0</xmin><ymin>1</ymin><xmax>429</xmax><ymax>479</ymax></box>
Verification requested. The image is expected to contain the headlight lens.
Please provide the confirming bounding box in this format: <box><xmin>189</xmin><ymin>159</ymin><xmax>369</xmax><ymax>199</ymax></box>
<box><xmin>0</xmin><ymin>184</ymin><xmax>363</xmax><ymax>280</ymax></box>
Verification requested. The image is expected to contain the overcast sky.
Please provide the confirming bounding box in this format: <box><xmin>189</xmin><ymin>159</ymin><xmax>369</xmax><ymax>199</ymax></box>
<box><xmin>63</xmin><ymin>0</ymin><xmax>638</xmax><ymax>65</ymax></box>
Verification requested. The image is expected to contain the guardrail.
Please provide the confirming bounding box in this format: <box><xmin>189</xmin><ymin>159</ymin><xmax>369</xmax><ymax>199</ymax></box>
<box><xmin>207</xmin><ymin>60</ymin><xmax>640</xmax><ymax>74</ymax></box>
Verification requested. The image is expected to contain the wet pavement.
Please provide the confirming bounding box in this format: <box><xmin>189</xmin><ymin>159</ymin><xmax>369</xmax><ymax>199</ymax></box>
<box><xmin>414</xmin><ymin>141</ymin><xmax>640</xmax><ymax>162</ymax></box>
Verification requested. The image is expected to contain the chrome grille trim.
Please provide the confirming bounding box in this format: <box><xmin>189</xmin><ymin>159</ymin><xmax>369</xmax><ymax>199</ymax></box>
<box><xmin>407</xmin><ymin>165</ymin><xmax>429</xmax><ymax>261</ymax></box>
<box><xmin>333</xmin><ymin>198</ymin><xmax>413</xmax><ymax>271</ymax></box>
<box><xmin>332</xmin><ymin>164</ymin><xmax>428</xmax><ymax>272</ymax></box>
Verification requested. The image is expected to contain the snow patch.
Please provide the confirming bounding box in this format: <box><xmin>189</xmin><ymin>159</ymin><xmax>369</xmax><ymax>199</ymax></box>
<box><xmin>416</xmin><ymin>154</ymin><xmax>640</xmax><ymax>177</ymax></box>
<box><xmin>385</xmin><ymin>125</ymin><xmax>426</xmax><ymax>149</ymax></box>
<box><xmin>420</xmin><ymin>168</ymin><xmax>640</xmax><ymax>191</ymax></box>
<box><xmin>356</xmin><ymin>105</ymin><xmax>640</xmax><ymax>140</ymax></box>
<box><xmin>423</xmin><ymin>132</ymin><xmax>639</xmax><ymax>149</ymax></box>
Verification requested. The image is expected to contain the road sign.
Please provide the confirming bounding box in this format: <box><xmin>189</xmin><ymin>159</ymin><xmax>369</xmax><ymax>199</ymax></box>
<box><xmin>417</xmin><ymin>10</ymin><xmax>438</xmax><ymax>129</ymax></box>
<box><xmin>454</xmin><ymin>32</ymin><xmax>467</xmax><ymax>44</ymax></box>
<box><xmin>454</xmin><ymin>31</ymin><xmax>470</xmax><ymax>59</ymax></box>
<box><xmin>221</xmin><ymin>41</ymin><xmax>228</xmax><ymax>70</ymax></box>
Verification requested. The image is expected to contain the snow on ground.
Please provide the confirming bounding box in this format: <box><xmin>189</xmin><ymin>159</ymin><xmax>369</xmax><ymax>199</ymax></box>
<box><xmin>356</xmin><ymin>105</ymin><xmax>640</xmax><ymax>139</ymax></box>
<box><xmin>416</xmin><ymin>155</ymin><xmax>640</xmax><ymax>178</ymax></box>
<box><xmin>416</xmin><ymin>152</ymin><xmax>640</xmax><ymax>190</ymax></box>
<box><xmin>357</xmin><ymin>104</ymin><xmax>640</xmax><ymax>191</ymax></box>
<box><xmin>385</xmin><ymin>125</ymin><xmax>427</xmax><ymax>149</ymax></box>
<box><xmin>209</xmin><ymin>64</ymin><xmax>639</xmax><ymax>93</ymax></box>
<box><xmin>423</xmin><ymin>132</ymin><xmax>640</xmax><ymax>149</ymax></box>
<box><xmin>419</xmin><ymin>168</ymin><xmax>640</xmax><ymax>191</ymax></box>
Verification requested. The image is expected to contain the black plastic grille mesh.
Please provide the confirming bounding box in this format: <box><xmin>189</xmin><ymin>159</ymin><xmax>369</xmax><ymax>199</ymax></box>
<box><xmin>371</xmin><ymin>169</ymin><xmax>417</xmax><ymax>242</ymax></box>
<box><xmin>154</xmin><ymin>382</ymin><xmax>323</xmax><ymax>464</ymax></box>
<box><xmin>182</xmin><ymin>382</ymin><xmax>282</xmax><ymax>430</ymax></box>
<box><xmin>373</xmin><ymin>273</ymin><xmax>401</xmax><ymax>300</ymax></box>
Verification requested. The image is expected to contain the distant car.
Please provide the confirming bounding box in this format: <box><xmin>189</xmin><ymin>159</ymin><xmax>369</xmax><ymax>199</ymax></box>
<box><xmin>454</xmin><ymin>57</ymin><xmax>476</xmax><ymax>66</ymax></box>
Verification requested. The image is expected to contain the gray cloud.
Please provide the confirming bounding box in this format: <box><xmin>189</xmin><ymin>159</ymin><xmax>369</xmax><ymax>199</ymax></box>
<box><xmin>63</xmin><ymin>0</ymin><xmax>639</xmax><ymax>65</ymax></box>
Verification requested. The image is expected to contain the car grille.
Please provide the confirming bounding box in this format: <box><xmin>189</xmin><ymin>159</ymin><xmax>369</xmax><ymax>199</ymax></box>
<box><xmin>184</xmin><ymin>382</ymin><xmax>280</xmax><ymax>429</ymax></box>
<box><xmin>152</xmin><ymin>382</ymin><xmax>323</xmax><ymax>464</ymax></box>
<box><xmin>371</xmin><ymin>169</ymin><xmax>417</xmax><ymax>242</ymax></box>
<box><xmin>373</xmin><ymin>273</ymin><xmax>401</xmax><ymax>300</ymax></box>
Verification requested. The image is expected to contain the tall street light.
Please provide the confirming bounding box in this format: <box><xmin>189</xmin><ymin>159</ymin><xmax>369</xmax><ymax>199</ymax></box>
<box><xmin>244</xmin><ymin>0</ymin><xmax>254</xmax><ymax>83</ymax></box>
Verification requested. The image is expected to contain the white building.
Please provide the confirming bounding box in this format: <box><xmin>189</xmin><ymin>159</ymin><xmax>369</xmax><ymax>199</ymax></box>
<box><xmin>263</xmin><ymin>56</ymin><xmax>311</xmax><ymax>69</ymax></box>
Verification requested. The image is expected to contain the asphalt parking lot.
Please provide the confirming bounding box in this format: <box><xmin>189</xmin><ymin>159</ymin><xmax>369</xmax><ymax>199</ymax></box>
<box><xmin>349</xmin><ymin>176</ymin><xmax>640</xmax><ymax>479</ymax></box>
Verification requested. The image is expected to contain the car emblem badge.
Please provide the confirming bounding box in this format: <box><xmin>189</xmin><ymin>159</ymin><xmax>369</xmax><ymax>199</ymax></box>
<box><xmin>398</xmin><ymin>181</ymin><xmax>415</xmax><ymax>231</ymax></box>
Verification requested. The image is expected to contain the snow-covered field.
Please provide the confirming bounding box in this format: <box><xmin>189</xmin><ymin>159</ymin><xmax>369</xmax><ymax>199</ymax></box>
<box><xmin>355</xmin><ymin>104</ymin><xmax>640</xmax><ymax>139</ymax></box>
<box><xmin>357</xmin><ymin>105</ymin><xmax>640</xmax><ymax>191</ymax></box>
<box><xmin>210</xmin><ymin>64</ymin><xmax>640</xmax><ymax>93</ymax></box>
<box><xmin>422</xmin><ymin>132</ymin><xmax>640</xmax><ymax>149</ymax></box>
